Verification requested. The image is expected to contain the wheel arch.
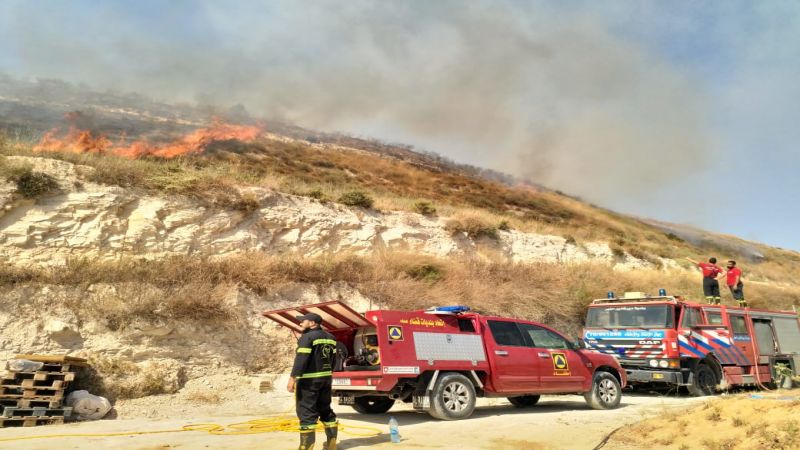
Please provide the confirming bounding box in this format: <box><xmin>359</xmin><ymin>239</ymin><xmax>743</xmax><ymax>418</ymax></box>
<box><xmin>594</xmin><ymin>365</ymin><xmax>622</xmax><ymax>384</ymax></box>
<box><xmin>418</xmin><ymin>370</ymin><xmax>485</xmax><ymax>396</ymax></box>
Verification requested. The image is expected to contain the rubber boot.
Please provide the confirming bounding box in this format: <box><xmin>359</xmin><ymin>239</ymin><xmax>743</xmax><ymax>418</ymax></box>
<box><xmin>299</xmin><ymin>429</ymin><xmax>316</xmax><ymax>450</ymax></box>
<box><xmin>322</xmin><ymin>422</ymin><xmax>338</xmax><ymax>450</ymax></box>
<box><xmin>739</xmin><ymin>300</ymin><xmax>748</xmax><ymax>308</ymax></box>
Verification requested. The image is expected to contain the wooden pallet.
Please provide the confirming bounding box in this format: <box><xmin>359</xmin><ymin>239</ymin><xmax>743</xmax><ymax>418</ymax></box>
<box><xmin>0</xmin><ymin>386</ymin><xmax>63</xmax><ymax>398</ymax></box>
<box><xmin>0</xmin><ymin>379</ymin><xmax>67</xmax><ymax>390</ymax></box>
<box><xmin>0</xmin><ymin>397</ymin><xmax>63</xmax><ymax>409</ymax></box>
<box><xmin>2</xmin><ymin>371</ymin><xmax>76</xmax><ymax>383</ymax></box>
<box><xmin>0</xmin><ymin>416</ymin><xmax>64</xmax><ymax>427</ymax></box>
<box><xmin>2</xmin><ymin>406</ymin><xmax>72</xmax><ymax>418</ymax></box>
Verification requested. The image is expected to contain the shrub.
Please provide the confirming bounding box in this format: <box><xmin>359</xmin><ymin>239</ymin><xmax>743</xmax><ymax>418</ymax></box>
<box><xmin>564</xmin><ymin>235</ymin><xmax>577</xmax><ymax>245</ymax></box>
<box><xmin>1</xmin><ymin>164</ymin><xmax>59</xmax><ymax>198</ymax></box>
<box><xmin>445</xmin><ymin>216</ymin><xmax>498</xmax><ymax>240</ymax></box>
<box><xmin>665</xmin><ymin>232</ymin><xmax>684</xmax><ymax>242</ymax></box>
<box><xmin>498</xmin><ymin>220</ymin><xmax>511</xmax><ymax>231</ymax></box>
<box><xmin>306</xmin><ymin>188</ymin><xmax>327</xmax><ymax>201</ymax></box>
<box><xmin>413</xmin><ymin>200</ymin><xmax>437</xmax><ymax>216</ymax></box>
<box><xmin>231</xmin><ymin>192</ymin><xmax>261</xmax><ymax>213</ymax></box>
<box><xmin>338</xmin><ymin>191</ymin><xmax>374</xmax><ymax>208</ymax></box>
<box><xmin>406</xmin><ymin>264</ymin><xmax>442</xmax><ymax>282</ymax></box>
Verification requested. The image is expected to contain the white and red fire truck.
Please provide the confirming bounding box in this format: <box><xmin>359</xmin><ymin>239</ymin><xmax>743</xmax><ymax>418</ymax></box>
<box><xmin>583</xmin><ymin>292</ymin><xmax>800</xmax><ymax>395</ymax></box>
<box><xmin>263</xmin><ymin>301</ymin><xmax>627</xmax><ymax>420</ymax></box>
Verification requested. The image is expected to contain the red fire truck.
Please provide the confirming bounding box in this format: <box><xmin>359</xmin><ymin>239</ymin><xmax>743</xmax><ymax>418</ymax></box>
<box><xmin>263</xmin><ymin>301</ymin><xmax>627</xmax><ymax>420</ymax></box>
<box><xmin>583</xmin><ymin>292</ymin><xmax>800</xmax><ymax>395</ymax></box>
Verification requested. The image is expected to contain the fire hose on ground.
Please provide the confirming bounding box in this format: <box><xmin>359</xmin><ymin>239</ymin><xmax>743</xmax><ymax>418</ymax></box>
<box><xmin>0</xmin><ymin>411</ymin><xmax>382</xmax><ymax>444</ymax></box>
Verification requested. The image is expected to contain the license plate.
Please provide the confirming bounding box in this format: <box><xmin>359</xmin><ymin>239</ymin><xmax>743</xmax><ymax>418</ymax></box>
<box><xmin>338</xmin><ymin>394</ymin><xmax>355</xmax><ymax>405</ymax></box>
<box><xmin>332</xmin><ymin>378</ymin><xmax>351</xmax><ymax>386</ymax></box>
<box><xmin>652</xmin><ymin>373</ymin><xmax>664</xmax><ymax>380</ymax></box>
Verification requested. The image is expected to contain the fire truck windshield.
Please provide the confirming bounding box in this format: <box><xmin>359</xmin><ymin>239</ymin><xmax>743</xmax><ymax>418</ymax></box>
<box><xmin>586</xmin><ymin>305</ymin><xmax>674</xmax><ymax>329</ymax></box>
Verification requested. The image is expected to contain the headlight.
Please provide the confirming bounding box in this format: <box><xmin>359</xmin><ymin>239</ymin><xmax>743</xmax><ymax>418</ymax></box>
<box><xmin>649</xmin><ymin>359</ymin><xmax>659</xmax><ymax>367</ymax></box>
<box><xmin>659</xmin><ymin>360</ymin><xmax>669</xmax><ymax>368</ymax></box>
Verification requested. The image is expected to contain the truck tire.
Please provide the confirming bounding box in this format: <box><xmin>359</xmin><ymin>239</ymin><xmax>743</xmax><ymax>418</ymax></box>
<box><xmin>687</xmin><ymin>363</ymin><xmax>717</xmax><ymax>397</ymax></box>
<box><xmin>429</xmin><ymin>373</ymin><xmax>476</xmax><ymax>420</ymax></box>
<box><xmin>508</xmin><ymin>395</ymin><xmax>540</xmax><ymax>408</ymax></box>
<box><xmin>584</xmin><ymin>371</ymin><xmax>621</xmax><ymax>410</ymax></box>
<box><xmin>351</xmin><ymin>396</ymin><xmax>395</xmax><ymax>414</ymax></box>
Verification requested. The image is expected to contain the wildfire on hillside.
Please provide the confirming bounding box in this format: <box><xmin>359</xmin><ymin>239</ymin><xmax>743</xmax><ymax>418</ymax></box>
<box><xmin>34</xmin><ymin>120</ymin><xmax>262</xmax><ymax>158</ymax></box>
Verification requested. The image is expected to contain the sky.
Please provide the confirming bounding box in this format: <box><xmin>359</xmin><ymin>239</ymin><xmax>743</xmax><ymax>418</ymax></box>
<box><xmin>0</xmin><ymin>1</ymin><xmax>798</xmax><ymax>250</ymax></box>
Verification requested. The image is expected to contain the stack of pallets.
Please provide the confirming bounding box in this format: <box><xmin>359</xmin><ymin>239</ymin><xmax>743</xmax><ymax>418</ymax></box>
<box><xmin>0</xmin><ymin>354</ymin><xmax>86</xmax><ymax>427</ymax></box>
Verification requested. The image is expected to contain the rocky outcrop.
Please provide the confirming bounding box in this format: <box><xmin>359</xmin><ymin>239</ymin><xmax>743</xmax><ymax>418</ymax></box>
<box><xmin>0</xmin><ymin>156</ymin><xmax>661</xmax><ymax>269</ymax></box>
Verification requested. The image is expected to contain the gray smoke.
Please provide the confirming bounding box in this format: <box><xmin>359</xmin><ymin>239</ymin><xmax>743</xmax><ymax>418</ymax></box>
<box><xmin>0</xmin><ymin>0</ymin><xmax>712</xmax><ymax>206</ymax></box>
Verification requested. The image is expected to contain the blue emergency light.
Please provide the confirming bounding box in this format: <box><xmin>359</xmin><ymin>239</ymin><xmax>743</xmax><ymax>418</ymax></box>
<box><xmin>607</xmin><ymin>291</ymin><xmax>615</xmax><ymax>299</ymax></box>
<box><xmin>427</xmin><ymin>305</ymin><xmax>471</xmax><ymax>314</ymax></box>
<box><xmin>659</xmin><ymin>288</ymin><xmax>667</xmax><ymax>296</ymax></box>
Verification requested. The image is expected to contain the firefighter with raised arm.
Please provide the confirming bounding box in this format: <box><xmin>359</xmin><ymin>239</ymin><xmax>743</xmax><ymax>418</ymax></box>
<box><xmin>287</xmin><ymin>312</ymin><xmax>339</xmax><ymax>450</ymax></box>
<box><xmin>686</xmin><ymin>256</ymin><xmax>723</xmax><ymax>304</ymax></box>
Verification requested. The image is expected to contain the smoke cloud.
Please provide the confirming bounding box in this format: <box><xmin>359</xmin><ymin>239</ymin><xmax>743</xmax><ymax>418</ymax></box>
<box><xmin>0</xmin><ymin>0</ymin><xmax>713</xmax><ymax>208</ymax></box>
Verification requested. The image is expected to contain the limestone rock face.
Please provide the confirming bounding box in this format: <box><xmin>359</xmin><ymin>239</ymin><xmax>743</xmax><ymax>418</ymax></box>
<box><xmin>0</xmin><ymin>156</ymin><xmax>663</xmax><ymax>269</ymax></box>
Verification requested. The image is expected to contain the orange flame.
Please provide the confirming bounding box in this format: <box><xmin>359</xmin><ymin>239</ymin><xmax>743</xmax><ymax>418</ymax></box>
<box><xmin>34</xmin><ymin>121</ymin><xmax>262</xmax><ymax>159</ymax></box>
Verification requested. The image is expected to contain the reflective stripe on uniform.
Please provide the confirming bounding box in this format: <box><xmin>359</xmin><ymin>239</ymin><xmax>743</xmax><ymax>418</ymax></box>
<box><xmin>297</xmin><ymin>370</ymin><xmax>333</xmax><ymax>379</ymax></box>
<box><xmin>313</xmin><ymin>339</ymin><xmax>337</xmax><ymax>346</ymax></box>
<box><xmin>297</xmin><ymin>347</ymin><xmax>312</xmax><ymax>354</ymax></box>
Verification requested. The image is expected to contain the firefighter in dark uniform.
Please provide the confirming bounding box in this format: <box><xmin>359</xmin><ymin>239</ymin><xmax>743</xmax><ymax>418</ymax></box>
<box><xmin>287</xmin><ymin>313</ymin><xmax>338</xmax><ymax>450</ymax></box>
<box><xmin>686</xmin><ymin>256</ymin><xmax>723</xmax><ymax>304</ymax></box>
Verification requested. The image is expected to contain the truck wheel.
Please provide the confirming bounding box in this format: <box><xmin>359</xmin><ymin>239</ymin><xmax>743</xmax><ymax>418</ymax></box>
<box><xmin>687</xmin><ymin>363</ymin><xmax>717</xmax><ymax>397</ymax></box>
<box><xmin>429</xmin><ymin>373</ymin><xmax>476</xmax><ymax>420</ymax></box>
<box><xmin>351</xmin><ymin>396</ymin><xmax>395</xmax><ymax>414</ymax></box>
<box><xmin>508</xmin><ymin>395</ymin><xmax>540</xmax><ymax>408</ymax></box>
<box><xmin>584</xmin><ymin>372</ymin><xmax>621</xmax><ymax>410</ymax></box>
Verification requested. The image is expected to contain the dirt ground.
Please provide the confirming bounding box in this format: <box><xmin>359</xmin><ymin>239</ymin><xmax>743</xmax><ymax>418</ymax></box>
<box><xmin>0</xmin><ymin>393</ymin><xmax>705</xmax><ymax>450</ymax></box>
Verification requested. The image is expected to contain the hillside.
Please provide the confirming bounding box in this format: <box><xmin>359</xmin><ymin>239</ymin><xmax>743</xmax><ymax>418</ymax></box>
<box><xmin>0</xmin><ymin>82</ymin><xmax>799</xmax><ymax>410</ymax></box>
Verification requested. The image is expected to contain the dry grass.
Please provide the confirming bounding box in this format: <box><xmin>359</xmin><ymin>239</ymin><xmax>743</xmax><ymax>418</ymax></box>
<box><xmin>610</xmin><ymin>392</ymin><xmax>800</xmax><ymax>450</ymax></box>
<box><xmin>75</xmin><ymin>355</ymin><xmax>186</xmax><ymax>401</ymax></box>
<box><xmin>2</xmin><ymin>133</ymin><xmax>800</xmax><ymax>301</ymax></box>
<box><xmin>184</xmin><ymin>391</ymin><xmax>222</xmax><ymax>404</ymax></box>
<box><xmin>2</xmin><ymin>252</ymin><xmax>798</xmax><ymax>337</ymax></box>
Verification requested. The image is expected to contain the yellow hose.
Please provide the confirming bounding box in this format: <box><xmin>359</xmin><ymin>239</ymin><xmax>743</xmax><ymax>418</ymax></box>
<box><xmin>0</xmin><ymin>414</ymin><xmax>382</xmax><ymax>443</ymax></box>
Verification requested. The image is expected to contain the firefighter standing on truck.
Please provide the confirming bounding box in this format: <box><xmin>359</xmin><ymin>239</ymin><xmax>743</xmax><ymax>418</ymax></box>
<box><xmin>686</xmin><ymin>257</ymin><xmax>723</xmax><ymax>304</ymax></box>
<box><xmin>287</xmin><ymin>312</ymin><xmax>339</xmax><ymax>450</ymax></box>
<box><xmin>725</xmin><ymin>260</ymin><xmax>747</xmax><ymax>307</ymax></box>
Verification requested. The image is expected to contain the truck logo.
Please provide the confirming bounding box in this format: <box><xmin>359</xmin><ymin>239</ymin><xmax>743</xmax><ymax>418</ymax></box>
<box><xmin>551</xmin><ymin>352</ymin><xmax>571</xmax><ymax>376</ymax></box>
<box><xmin>638</xmin><ymin>340</ymin><xmax>661</xmax><ymax>345</ymax></box>
<box><xmin>388</xmin><ymin>326</ymin><xmax>403</xmax><ymax>341</ymax></box>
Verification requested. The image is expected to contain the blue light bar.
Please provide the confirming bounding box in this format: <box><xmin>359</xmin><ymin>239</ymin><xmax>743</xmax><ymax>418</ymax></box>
<box><xmin>427</xmin><ymin>305</ymin><xmax>471</xmax><ymax>313</ymax></box>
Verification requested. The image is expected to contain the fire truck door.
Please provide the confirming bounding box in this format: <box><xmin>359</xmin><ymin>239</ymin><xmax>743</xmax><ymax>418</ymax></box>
<box><xmin>486</xmin><ymin>320</ymin><xmax>541</xmax><ymax>392</ymax></box>
<box><xmin>519</xmin><ymin>324</ymin><xmax>587</xmax><ymax>392</ymax></box>
<box><xmin>752</xmin><ymin>319</ymin><xmax>777</xmax><ymax>359</ymax></box>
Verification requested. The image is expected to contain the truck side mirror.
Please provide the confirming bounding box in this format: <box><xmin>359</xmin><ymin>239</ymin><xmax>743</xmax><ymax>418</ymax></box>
<box><xmin>679</xmin><ymin>329</ymin><xmax>691</xmax><ymax>337</ymax></box>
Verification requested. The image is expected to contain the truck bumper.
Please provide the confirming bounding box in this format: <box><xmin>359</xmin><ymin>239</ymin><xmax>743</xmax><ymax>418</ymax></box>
<box><xmin>624</xmin><ymin>368</ymin><xmax>685</xmax><ymax>385</ymax></box>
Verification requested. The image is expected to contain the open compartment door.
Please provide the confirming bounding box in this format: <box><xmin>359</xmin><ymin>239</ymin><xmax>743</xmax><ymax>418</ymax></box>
<box><xmin>261</xmin><ymin>300</ymin><xmax>372</xmax><ymax>333</ymax></box>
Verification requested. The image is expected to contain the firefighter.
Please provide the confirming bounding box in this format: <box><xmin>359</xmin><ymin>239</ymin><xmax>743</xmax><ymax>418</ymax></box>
<box><xmin>686</xmin><ymin>257</ymin><xmax>723</xmax><ymax>304</ymax></box>
<box><xmin>287</xmin><ymin>312</ymin><xmax>339</xmax><ymax>450</ymax></box>
<box><xmin>726</xmin><ymin>260</ymin><xmax>747</xmax><ymax>307</ymax></box>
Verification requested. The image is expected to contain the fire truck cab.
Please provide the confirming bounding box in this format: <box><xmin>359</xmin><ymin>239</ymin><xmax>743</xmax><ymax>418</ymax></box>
<box><xmin>583</xmin><ymin>292</ymin><xmax>800</xmax><ymax>395</ymax></box>
<box><xmin>263</xmin><ymin>301</ymin><xmax>627</xmax><ymax>420</ymax></box>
